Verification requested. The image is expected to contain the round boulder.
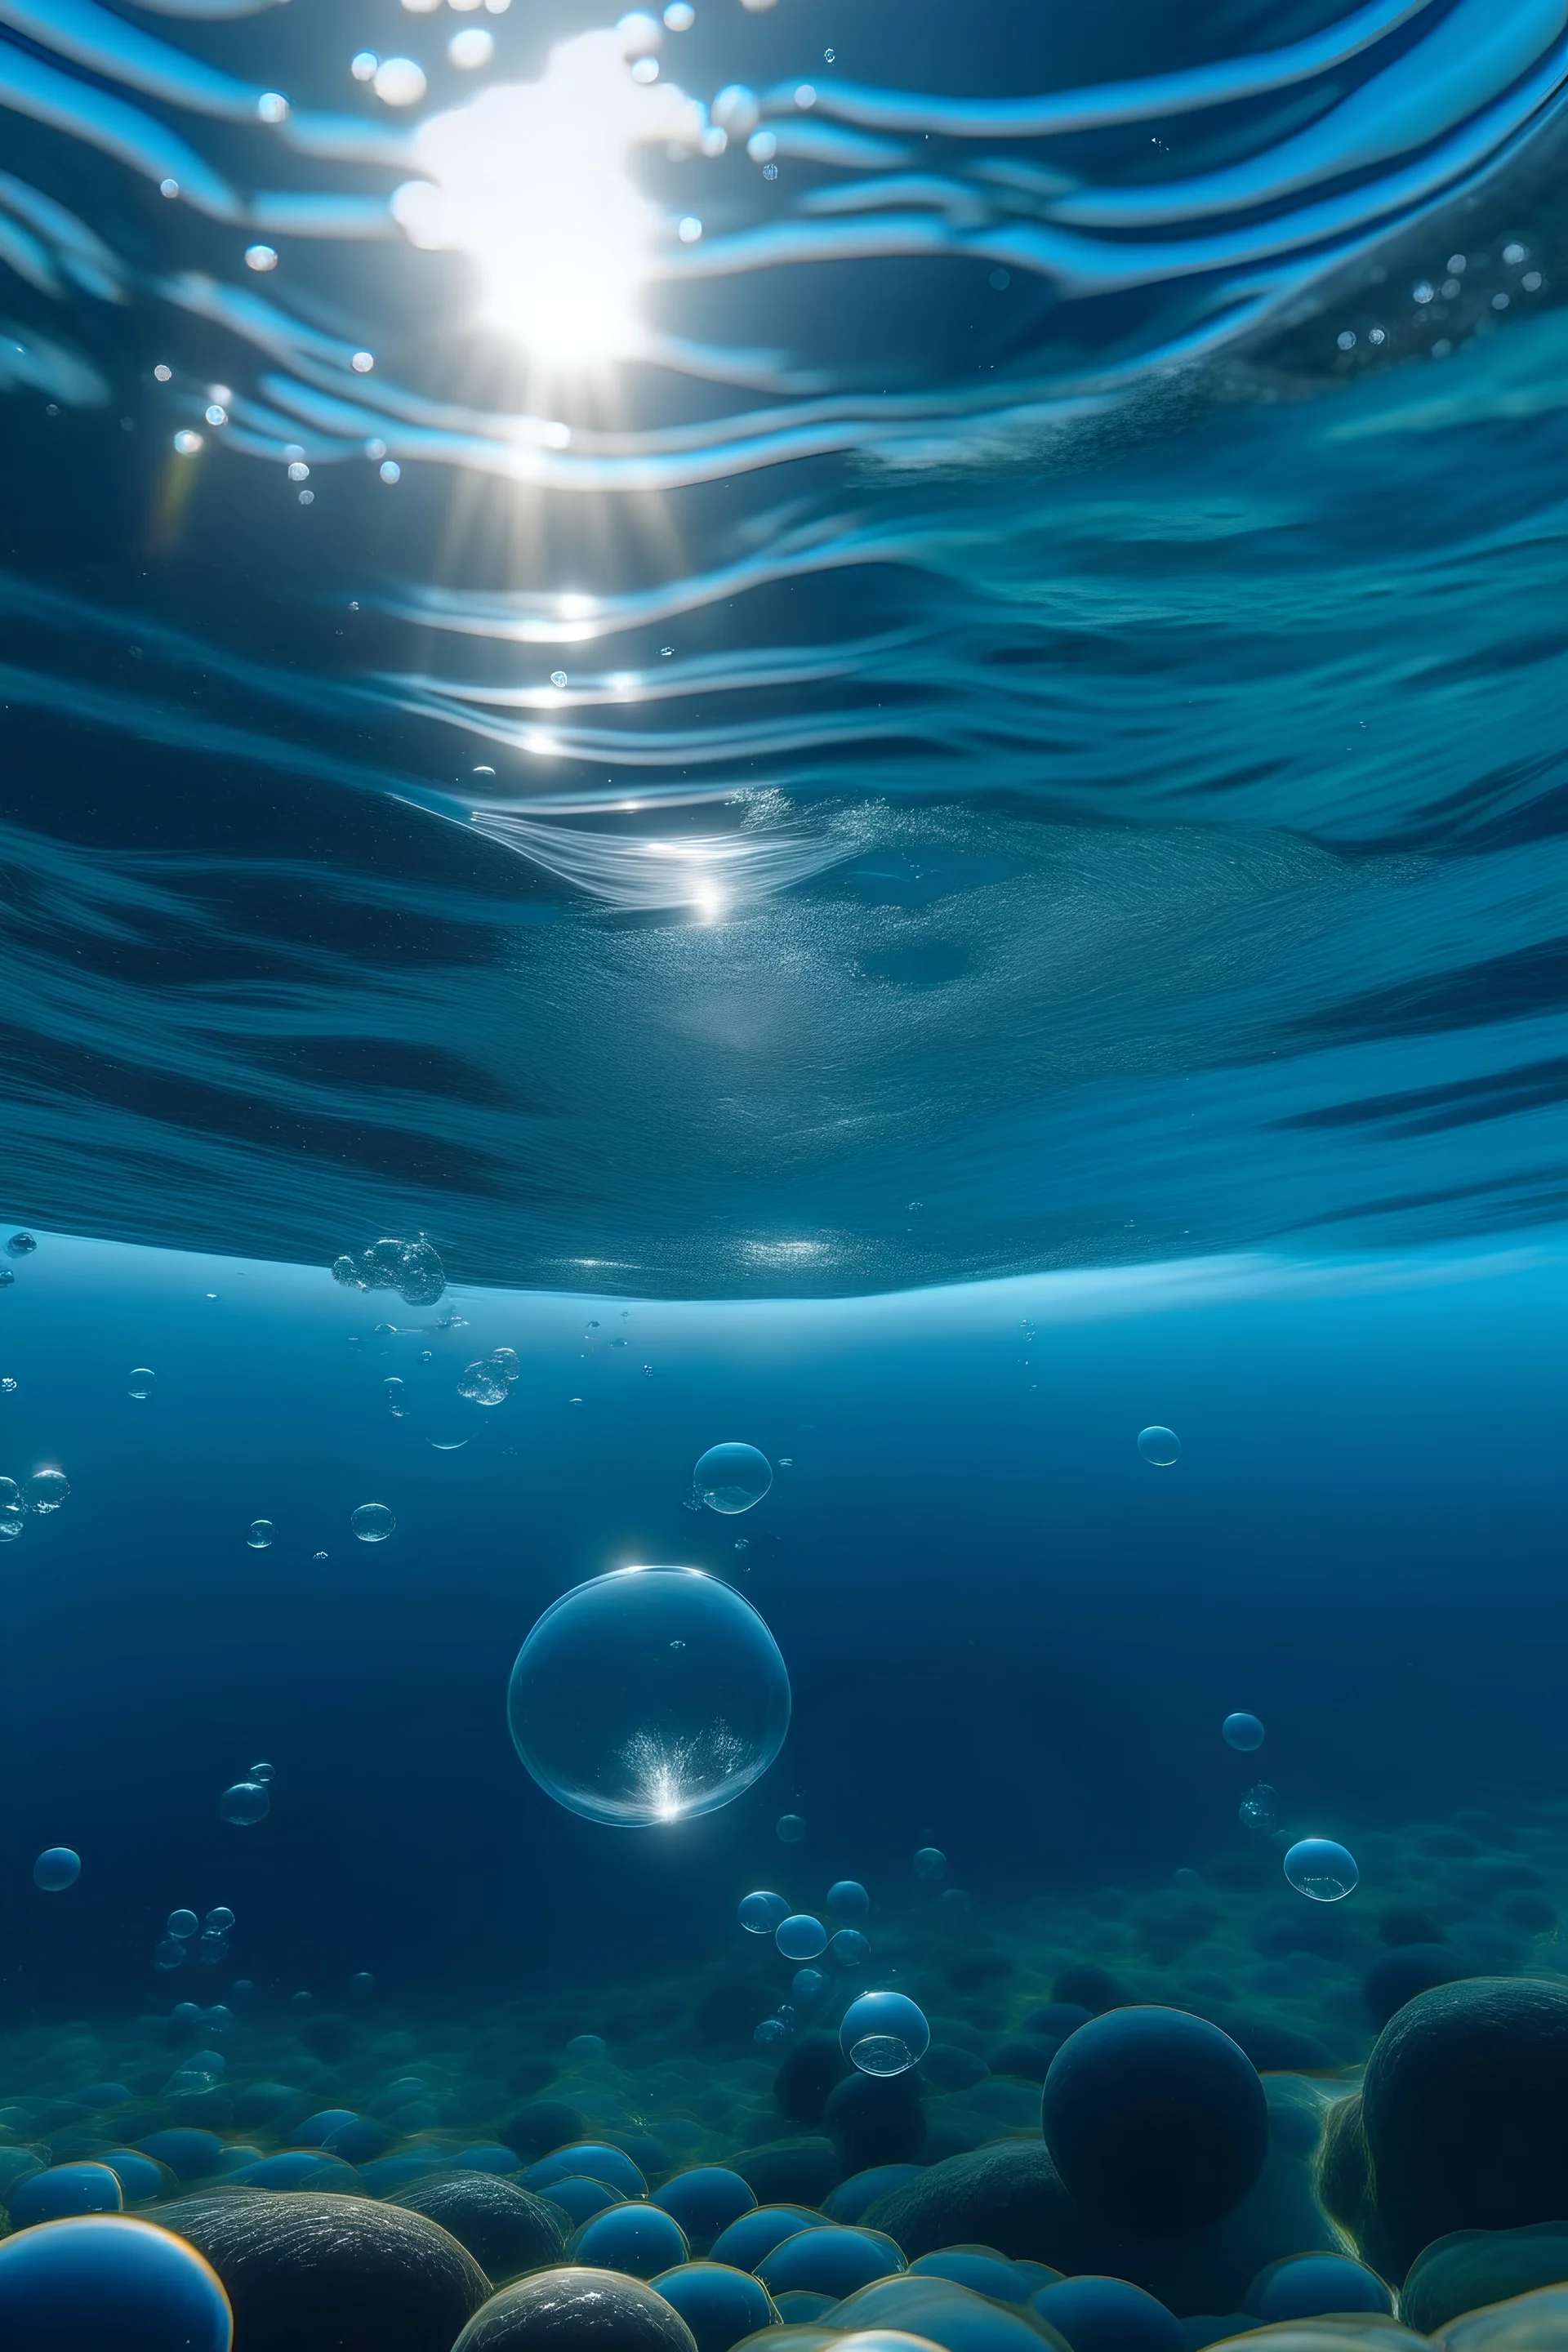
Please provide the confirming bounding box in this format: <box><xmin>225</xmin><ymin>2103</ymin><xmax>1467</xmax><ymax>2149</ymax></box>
<box><xmin>1361</xmin><ymin>1978</ymin><xmax>1568</xmax><ymax>2275</ymax></box>
<box><xmin>1031</xmin><ymin>2275</ymin><xmax>1185</xmax><ymax>2352</ymax></box>
<box><xmin>452</xmin><ymin>2266</ymin><xmax>701</xmax><ymax>2352</ymax></box>
<box><xmin>1041</xmin><ymin>2008</ymin><xmax>1267</xmax><ymax>2235</ymax></box>
<box><xmin>161</xmin><ymin>2187</ymin><xmax>491</xmax><ymax>2352</ymax></box>
<box><xmin>392</xmin><ymin>2172</ymin><xmax>568</xmax><ymax>2282</ymax></box>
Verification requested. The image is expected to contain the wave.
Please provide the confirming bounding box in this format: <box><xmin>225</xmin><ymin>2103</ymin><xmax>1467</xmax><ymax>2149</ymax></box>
<box><xmin>0</xmin><ymin>2</ymin><xmax>1564</xmax><ymax>1290</ymax></box>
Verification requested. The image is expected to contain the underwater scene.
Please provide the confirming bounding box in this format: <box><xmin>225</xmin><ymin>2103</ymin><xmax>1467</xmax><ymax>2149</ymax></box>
<box><xmin>2</xmin><ymin>0</ymin><xmax>1568</xmax><ymax>2348</ymax></box>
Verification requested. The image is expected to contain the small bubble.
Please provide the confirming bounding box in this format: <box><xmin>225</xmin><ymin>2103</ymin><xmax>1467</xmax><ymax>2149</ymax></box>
<box><xmin>630</xmin><ymin>56</ymin><xmax>660</xmax><ymax>82</ymax></box>
<box><xmin>1138</xmin><ymin>1424</ymin><xmax>1181</xmax><ymax>1467</ymax></box>
<box><xmin>1336</xmin><ymin>329</ymin><xmax>1356</xmax><ymax>350</ymax></box>
<box><xmin>1503</xmin><ymin>242</ymin><xmax>1528</xmax><ymax>265</ymax></box>
<box><xmin>1441</xmin><ymin>277</ymin><xmax>1461</xmax><ymax>301</ymax></box>
<box><xmin>257</xmin><ymin>92</ymin><xmax>289</xmax><ymax>123</ymax></box>
<box><xmin>1447</xmin><ymin>253</ymin><xmax>1467</xmax><ymax>274</ymax></box>
<box><xmin>204</xmin><ymin>403</ymin><xmax>227</xmax><ymax>427</ymax></box>
<box><xmin>795</xmin><ymin>83</ymin><xmax>817</xmax><ymax>108</ymax></box>
<box><xmin>287</xmin><ymin>461</ymin><xmax>310</xmax><ymax>482</ymax></box>
<box><xmin>373</xmin><ymin>56</ymin><xmax>427</xmax><ymax>105</ymax></box>
<box><xmin>0</xmin><ymin>1378</ymin><xmax>16</xmax><ymax>1395</ymax></box>
<box><xmin>4</xmin><ymin>1233</ymin><xmax>33</xmax><ymax>1258</ymax></box>
<box><xmin>776</xmin><ymin>1812</ymin><xmax>806</xmax><ymax>1843</ymax></box>
<box><xmin>245</xmin><ymin>244</ymin><xmax>279</xmax><ymax>274</ymax></box>
<box><xmin>219</xmin><ymin>1781</ymin><xmax>270</xmax><ymax>1827</ymax></box>
<box><xmin>450</xmin><ymin>27</ymin><xmax>496</xmax><ymax>67</ymax></box>
<box><xmin>298</xmin><ymin>489</ymin><xmax>314</xmax><ymax>506</ymax></box>
<box><xmin>313</xmin><ymin>1549</ymin><xmax>328</xmax><ymax>1561</ymax></box>
<box><xmin>664</xmin><ymin>0</ymin><xmax>695</xmax><ymax>23</ymax></box>
<box><xmin>24</xmin><ymin>1469</ymin><xmax>69</xmax><ymax>1516</ymax></box>
<box><xmin>1414</xmin><ymin>280</ymin><xmax>1435</xmax><ymax>304</ymax></box>
<box><xmin>248</xmin><ymin>1763</ymin><xmax>274</xmax><ymax>1785</ymax></box>
<box><xmin>457</xmin><ymin>1359</ymin><xmax>509</xmax><ymax>1405</ymax></box>
<box><xmin>550</xmin><ymin>670</ymin><xmax>568</xmax><ymax>688</ymax></box>
<box><xmin>351</xmin><ymin>51</ymin><xmax>378</xmax><ymax>81</ymax></box>
<box><xmin>174</xmin><ymin>430</ymin><xmax>203</xmax><ymax>455</ymax></box>
<box><xmin>380</xmin><ymin>460</ymin><xmax>402</xmax><ymax>484</ymax></box>
<box><xmin>824</xmin><ymin>45</ymin><xmax>835</xmax><ymax>59</ymax></box>
<box><xmin>762</xmin><ymin>162</ymin><xmax>779</xmax><ymax>181</ymax></box>
<box><xmin>128</xmin><ymin>1367</ymin><xmax>155</xmax><ymax>1401</ymax></box>
<box><xmin>159</xmin><ymin>178</ymin><xmax>180</xmax><ymax>198</ymax></box>
<box><xmin>154</xmin><ymin>364</ymin><xmax>172</xmax><ymax>382</ymax></box>
<box><xmin>246</xmin><ymin>1519</ymin><xmax>274</xmax><ymax>1550</ymax></box>
<box><xmin>1524</xmin><ymin>270</ymin><xmax>1544</xmax><ymax>291</ymax></box>
<box><xmin>351</xmin><ymin>351</ymin><xmax>375</xmax><ymax>373</ymax></box>
<box><xmin>1493</xmin><ymin>292</ymin><xmax>1510</xmax><ymax>310</ymax></box>
<box><xmin>748</xmin><ymin>130</ymin><xmax>777</xmax><ymax>161</ymax></box>
<box><xmin>351</xmin><ymin>1502</ymin><xmax>396</xmax><ymax>1542</ymax></box>
<box><xmin>1368</xmin><ymin>326</ymin><xmax>1387</xmax><ymax>345</ymax></box>
<box><xmin>678</xmin><ymin>216</ymin><xmax>702</xmax><ymax>243</ymax></box>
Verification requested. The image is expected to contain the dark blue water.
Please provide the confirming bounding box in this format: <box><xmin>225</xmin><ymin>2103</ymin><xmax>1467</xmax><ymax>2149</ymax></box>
<box><xmin>2</xmin><ymin>3</ymin><xmax>1568</xmax><ymax>2344</ymax></box>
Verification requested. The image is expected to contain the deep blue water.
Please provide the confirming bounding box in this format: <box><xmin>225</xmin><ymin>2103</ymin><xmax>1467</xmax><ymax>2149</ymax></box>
<box><xmin>2</xmin><ymin>4</ymin><xmax>1568</xmax><ymax>2338</ymax></box>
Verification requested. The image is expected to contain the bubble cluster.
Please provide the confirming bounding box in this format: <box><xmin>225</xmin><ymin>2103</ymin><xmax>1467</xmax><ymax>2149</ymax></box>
<box><xmin>332</xmin><ymin>1236</ymin><xmax>445</xmax><ymax>1306</ymax></box>
<box><xmin>1240</xmin><ymin>1784</ymin><xmax>1280</xmax><ymax>1831</ymax></box>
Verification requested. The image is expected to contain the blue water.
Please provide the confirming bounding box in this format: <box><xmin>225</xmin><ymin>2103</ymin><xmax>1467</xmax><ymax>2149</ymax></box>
<box><xmin>2</xmin><ymin>2</ymin><xmax>1568</xmax><ymax>2342</ymax></box>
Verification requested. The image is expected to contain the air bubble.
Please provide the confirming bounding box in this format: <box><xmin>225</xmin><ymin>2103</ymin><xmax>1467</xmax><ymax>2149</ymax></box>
<box><xmin>351</xmin><ymin>1503</ymin><xmax>396</xmax><ymax>1542</ymax></box>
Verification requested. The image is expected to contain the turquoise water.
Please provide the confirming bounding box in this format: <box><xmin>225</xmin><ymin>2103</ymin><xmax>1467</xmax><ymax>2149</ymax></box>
<box><xmin>2</xmin><ymin>5</ymin><xmax>1568</xmax><ymax>2350</ymax></box>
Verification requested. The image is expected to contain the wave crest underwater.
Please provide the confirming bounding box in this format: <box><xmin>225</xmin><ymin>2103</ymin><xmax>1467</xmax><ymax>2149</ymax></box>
<box><xmin>1</xmin><ymin>0</ymin><xmax>1566</xmax><ymax>1290</ymax></box>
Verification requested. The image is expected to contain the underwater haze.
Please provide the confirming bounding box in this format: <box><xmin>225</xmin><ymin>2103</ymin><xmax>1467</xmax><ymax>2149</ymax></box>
<box><xmin>0</xmin><ymin>2</ymin><xmax>1567</xmax><ymax>2351</ymax></box>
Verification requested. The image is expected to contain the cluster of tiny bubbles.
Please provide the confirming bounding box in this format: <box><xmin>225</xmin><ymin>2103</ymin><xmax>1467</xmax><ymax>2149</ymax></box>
<box><xmin>694</xmin><ymin>1441</ymin><xmax>773</xmax><ymax>1515</ymax></box>
<box><xmin>827</xmin><ymin>1878</ymin><xmax>870</xmax><ymax>1918</ymax></box>
<box><xmin>127</xmin><ymin>1367</ymin><xmax>155</xmax><ymax>1401</ymax></box>
<box><xmin>1223</xmin><ymin>1711</ymin><xmax>1265</xmax><ymax>1751</ymax></box>
<box><xmin>219</xmin><ymin>1779</ymin><xmax>270</xmax><ymax>1827</ymax></box>
<box><xmin>32</xmin><ymin>1846</ymin><xmax>80</xmax><ymax>1893</ymax></box>
<box><xmin>506</xmin><ymin>1566</ymin><xmax>791</xmax><ymax>1825</ymax></box>
<box><xmin>5</xmin><ymin>1232</ymin><xmax>35</xmax><ymax>1258</ymax></box>
<box><xmin>1240</xmin><ymin>1784</ymin><xmax>1280</xmax><ymax>1831</ymax></box>
<box><xmin>246</xmin><ymin>1519</ymin><xmax>273</xmax><ymax>1550</ymax></box>
<box><xmin>331</xmin><ymin>1235</ymin><xmax>445</xmax><ymax>1307</ymax></box>
<box><xmin>1285</xmin><ymin>1836</ymin><xmax>1360</xmax><ymax>1902</ymax></box>
<box><xmin>775</xmin><ymin>1912</ymin><xmax>826</xmax><ymax>1961</ymax></box>
<box><xmin>840</xmin><ymin>1989</ymin><xmax>930</xmax><ymax>2078</ymax></box>
<box><xmin>776</xmin><ymin>1812</ymin><xmax>805</xmax><ymax>1843</ymax></box>
<box><xmin>1138</xmin><ymin>1425</ymin><xmax>1182</xmax><ymax>1466</ymax></box>
<box><xmin>830</xmin><ymin>1927</ymin><xmax>870</xmax><ymax>1967</ymax></box>
<box><xmin>457</xmin><ymin>1349</ymin><xmax>517</xmax><ymax>1406</ymax></box>
<box><xmin>913</xmin><ymin>1846</ymin><xmax>947</xmax><ymax>1882</ymax></box>
<box><xmin>737</xmin><ymin>1890</ymin><xmax>790</xmax><ymax>1935</ymax></box>
<box><xmin>350</xmin><ymin>1503</ymin><xmax>395</xmax><ymax>1542</ymax></box>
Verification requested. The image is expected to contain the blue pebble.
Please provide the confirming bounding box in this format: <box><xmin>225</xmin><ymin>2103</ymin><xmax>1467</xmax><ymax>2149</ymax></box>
<box><xmin>708</xmin><ymin>2203</ymin><xmax>822</xmax><ymax>2272</ymax></box>
<box><xmin>1031</xmin><ymin>2278</ymin><xmax>1187</xmax><ymax>2352</ymax></box>
<box><xmin>225</xmin><ymin>2153</ymin><xmax>357</xmax><ymax>2191</ymax></box>
<box><xmin>756</xmin><ymin>2224</ymin><xmax>904</xmax><ymax>2298</ymax></box>
<box><xmin>533</xmin><ymin>2176</ymin><xmax>626</xmax><ymax>2225</ymax></box>
<box><xmin>653</xmin><ymin>2167</ymin><xmax>756</xmax><ymax>2249</ymax></box>
<box><xmin>95</xmin><ymin>2153</ymin><xmax>165</xmax><ymax>2204</ymax></box>
<box><xmin>824</xmin><ymin>2165</ymin><xmax>925</xmax><ymax>2223</ymax></box>
<box><xmin>571</xmin><ymin>2202</ymin><xmax>690</xmax><ymax>2279</ymax></box>
<box><xmin>653</xmin><ymin>2261</ymin><xmax>777</xmax><ymax>2352</ymax></box>
<box><xmin>524</xmin><ymin>2141</ymin><xmax>648</xmax><ymax>2198</ymax></box>
<box><xmin>0</xmin><ymin>2212</ymin><xmax>233</xmax><ymax>2350</ymax></box>
<box><xmin>451</xmin><ymin>2146</ymin><xmax>524</xmax><ymax>2175</ymax></box>
<box><xmin>323</xmin><ymin>2120</ymin><xmax>394</xmax><ymax>2166</ymax></box>
<box><xmin>359</xmin><ymin>2154</ymin><xmax>457</xmax><ymax>2196</ymax></box>
<box><xmin>296</xmin><ymin>2109</ymin><xmax>359</xmax><ymax>2148</ymax></box>
<box><xmin>1245</xmin><ymin>2256</ymin><xmax>1394</xmax><ymax>2323</ymax></box>
<box><xmin>913</xmin><ymin>2252</ymin><xmax>1030</xmax><ymax>2302</ymax></box>
<box><xmin>7</xmin><ymin>2163</ymin><xmax>122</xmax><ymax>2230</ymax></box>
<box><xmin>131</xmin><ymin>2129</ymin><xmax>224</xmax><ymax>2180</ymax></box>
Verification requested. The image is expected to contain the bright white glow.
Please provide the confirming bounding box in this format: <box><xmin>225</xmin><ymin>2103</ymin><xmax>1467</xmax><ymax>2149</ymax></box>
<box><xmin>664</xmin><ymin>2</ymin><xmax>695</xmax><ymax>25</ymax></box>
<box><xmin>173</xmin><ymin>430</ymin><xmax>203</xmax><ymax>455</ymax></box>
<box><xmin>449</xmin><ymin>27</ymin><xmax>495</xmax><ymax>66</ymax></box>
<box><xmin>245</xmin><ymin>243</ymin><xmax>278</xmax><ymax>273</ymax></box>
<box><xmin>375</xmin><ymin>56</ymin><xmax>429</xmax><ymax>105</ymax></box>
<box><xmin>395</xmin><ymin>29</ymin><xmax>705</xmax><ymax>362</ymax></box>
<box><xmin>402</xmin><ymin>0</ymin><xmax>441</xmax><ymax>13</ymax></box>
<box><xmin>351</xmin><ymin>51</ymin><xmax>378</xmax><ymax>81</ymax></box>
<box><xmin>711</xmin><ymin>83</ymin><xmax>759</xmax><ymax>136</ymax></box>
